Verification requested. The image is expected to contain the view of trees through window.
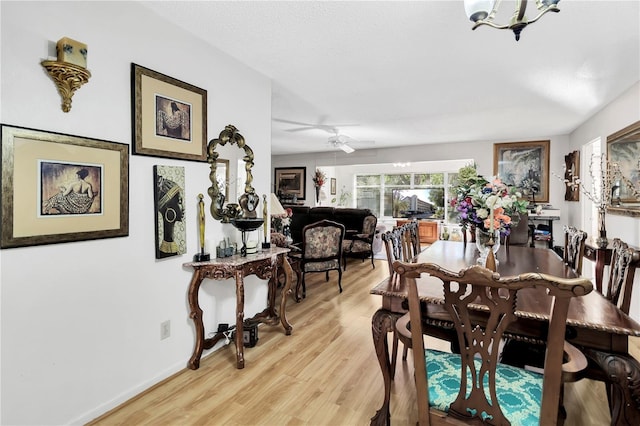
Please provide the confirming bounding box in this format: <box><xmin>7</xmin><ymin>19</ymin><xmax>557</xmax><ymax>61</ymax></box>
<box><xmin>355</xmin><ymin>172</ymin><xmax>458</xmax><ymax>222</ymax></box>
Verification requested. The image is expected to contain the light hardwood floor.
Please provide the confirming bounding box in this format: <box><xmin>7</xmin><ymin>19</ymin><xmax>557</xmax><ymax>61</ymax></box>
<box><xmin>89</xmin><ymin>257</ymin><xmax>638</xmax><ymax>425</ymax></box>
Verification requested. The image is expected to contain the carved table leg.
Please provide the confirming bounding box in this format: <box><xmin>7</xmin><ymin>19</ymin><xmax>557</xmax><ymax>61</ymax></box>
<box><xmin>370</xmin><ymin>308</ymin><xmax>401</xmax><ymax>426</ymax></box>
<box><xmin>187</xmin><ymin>270</ymin><xmax>205</xmax><ymax>370</ymax></box>
<box><xmin>279</xmin><ymin>256</ymin><xmax>293</xmax><ymax>335</ymax></box>
<box><xmin>583</xmin><ymin>348</ymin><xmax>640</xmax><ymax>426</ymax></box>
<box><xmin>235</xmin><ymin>271</ymin><xmax>245</xmax><ymax>369</ymax></box>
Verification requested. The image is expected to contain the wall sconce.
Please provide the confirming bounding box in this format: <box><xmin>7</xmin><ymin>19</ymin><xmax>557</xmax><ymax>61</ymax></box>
<box><xmin>41</xmin><ymin>37</ymin><xmax>91</xmax><ymax>112</ymax></box>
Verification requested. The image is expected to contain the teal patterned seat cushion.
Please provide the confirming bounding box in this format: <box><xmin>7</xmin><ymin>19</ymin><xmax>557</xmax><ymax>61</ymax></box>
<box><xmin>425</xmin><ymin>349</ymin><xmax>543</xmax><ymax>426</ymax></box>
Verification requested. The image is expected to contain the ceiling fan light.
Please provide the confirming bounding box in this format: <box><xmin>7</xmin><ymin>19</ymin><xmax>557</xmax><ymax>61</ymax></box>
<box><xmin>464</xmin><ymin>0</ymin><xmax>494</xmax><ymax>22</ymax></box>
<box><xmin>340</xmin><ymin>144</ymin><xmax>355</xmax><ymax>154</ymax></box>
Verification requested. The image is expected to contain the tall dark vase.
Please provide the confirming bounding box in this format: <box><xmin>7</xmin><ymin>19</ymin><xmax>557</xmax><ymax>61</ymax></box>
<box><xmin>315</xmin><ymin>186</ymin><xmax>321</xmax><ymax>204</ymax></box>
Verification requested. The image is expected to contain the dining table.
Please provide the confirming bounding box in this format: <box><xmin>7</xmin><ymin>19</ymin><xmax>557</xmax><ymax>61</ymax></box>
<box><xmin>370</xmin><ymin>240</ymin><xmax>640</xmax><ymax>426</ymax></box>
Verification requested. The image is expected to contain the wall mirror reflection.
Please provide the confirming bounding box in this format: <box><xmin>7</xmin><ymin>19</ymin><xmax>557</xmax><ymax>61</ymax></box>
<box><xmin>607</xmin><ymin>120</ymin><xmax>640</xmax><ymax>217</ymax></box>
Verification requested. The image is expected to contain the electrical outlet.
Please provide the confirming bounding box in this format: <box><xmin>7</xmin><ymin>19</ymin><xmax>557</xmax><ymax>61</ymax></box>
<box><xmin>160</xmin><ymin>320</ymin><xmax>170</xmax><ymax>340</ymax></box>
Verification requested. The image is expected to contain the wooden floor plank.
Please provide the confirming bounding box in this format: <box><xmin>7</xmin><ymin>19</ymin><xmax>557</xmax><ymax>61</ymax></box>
<box><xmin>89</xmin><ymin>257</ymin><xmax>638</xmax><ymax>425</ymax></box>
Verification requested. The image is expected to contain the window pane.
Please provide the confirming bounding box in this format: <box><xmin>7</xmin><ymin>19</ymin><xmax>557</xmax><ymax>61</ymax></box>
<box><xmin>356</xmin><ymin>175</ymin><xmax>380</xmax><ymax>186</ymax></box>
<box><xmin>383</xmin><ymin>187</ymin><xmax>405</xmax><ymax>217</ymax></box>
<box><xmin>356</xmin><ymin>187</ymin><xmax>380</xmax><ymax>217</ymax></box>
<box><xmin>415</xmin><ymin>173</ymin><xmax>444</xmax><ymax>186</ymax></box>
<box><xmin>384</xmin><ymin>174</ymin><xmax>411</xmax><ymax>185</ymax></box>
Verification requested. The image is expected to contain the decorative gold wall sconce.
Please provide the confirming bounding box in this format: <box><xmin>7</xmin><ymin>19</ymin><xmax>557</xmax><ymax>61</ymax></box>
<box><xmin>41</xmin><ymin>37</ymin><xmax>91</xmax><ymax>112</ymax></box>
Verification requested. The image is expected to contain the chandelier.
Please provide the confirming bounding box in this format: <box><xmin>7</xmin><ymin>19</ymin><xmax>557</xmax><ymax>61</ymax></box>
<box><xmin>463</xmin><ymin>0</ymin><xmax>560</xmax><ymax>41</ymax></box>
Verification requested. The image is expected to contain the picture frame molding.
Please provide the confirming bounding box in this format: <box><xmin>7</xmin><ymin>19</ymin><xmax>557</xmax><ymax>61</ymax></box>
<box><xmin>132</xmin><ymin>63</ymin><xmax>207</xmax><ymax>162</ymax></box>
<box><xmin>1</xmin><ymin>124</ymin><xmax>129</xmax><ymax>248</ymax></box>
<box><xmin>493</xmin><ymin>140</ymin><xmax>550</xmax><ymax>204</ymax></box>
<box><xmin>330</xmin><ymin>178</ymin><xmax>337</xmax><ymax>195</ymax></box>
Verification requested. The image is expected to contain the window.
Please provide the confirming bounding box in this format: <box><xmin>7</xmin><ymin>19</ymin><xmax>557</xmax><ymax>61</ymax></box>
<box><xmin>355</xmin><ymin>171</ymin><xmax>457</xmax><ymax>222</ymax></box>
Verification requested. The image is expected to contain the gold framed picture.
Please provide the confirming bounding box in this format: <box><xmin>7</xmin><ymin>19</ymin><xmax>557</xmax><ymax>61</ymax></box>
<box><xmin>493</xmin><ymin>140</ymin><xmax>550</xmax><ymax>204</ymax></box>
<box><xmin>275</xmin><ymin>167</ymin><xmax>306</xmax><ymax>200</ymax></box>
<box><xmin>1</xmin><ymin>124</ymin><xmax>129</xmax><ymax>248</ymax></box>
<box><xmin>132</xmin><ymin>63</ymin><xmax>207</xmax><ymax>161</ymax></box>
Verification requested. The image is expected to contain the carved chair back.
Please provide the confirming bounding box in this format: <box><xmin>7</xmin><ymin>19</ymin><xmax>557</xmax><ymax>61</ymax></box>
<box><xmin>397</xmin><ymin>260</ymin><xmax>592</xmax><ymax>425</ymax></box>
<box><xmin>382</xmin><ymin>228</ymin><xmax>404</xmax><ymax>276</ymax></box>
<box><xmin>563</xmin><ymin>225</ymin><xmax>587</xmax><ymax>275</ymax></box>
<box><xmin>605</xmin><ymin>238</ymin><xmax>640</xmax><ymax>314</ymax></box>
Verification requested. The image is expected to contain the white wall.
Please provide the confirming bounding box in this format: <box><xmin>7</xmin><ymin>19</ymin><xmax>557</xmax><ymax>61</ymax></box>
<box><xmin>1</xmin><ymin>2</ymin><xmax>272</xmax><ymax>424</ymax></box>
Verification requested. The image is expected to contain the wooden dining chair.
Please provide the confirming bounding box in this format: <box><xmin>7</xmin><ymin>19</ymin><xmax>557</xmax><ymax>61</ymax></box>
<box><xmin>563</xmin><ymin>225</ymin><xmax>588</xmax><ymax>274</ymax></box>
<box><xmin>603</xmin><ymin>238</ymin><xmax>639</xmax><ymax>315</ymax></box>
<box><xmin>291</xmin><ymin>219</ymin><xmax>345</xmax><ymax>298</ymax></box>
<box><xmin>381</xmin><ymin>227</ymin><xmax>417</xmax><ymax>378</ymax></box>
<box><xmin>580</xmin><ymin>237</ymin><xmax>640</xmax><ymax>421</ymax></box>
<box><xmin>397</xmin><ymin>260</ymin><xmax>593</xmax><ymax>426</ymax></box>
<box><xmin>503</xmin><ymin>212</ymin><xmax>532</xmax><ymax>248</ymax></box>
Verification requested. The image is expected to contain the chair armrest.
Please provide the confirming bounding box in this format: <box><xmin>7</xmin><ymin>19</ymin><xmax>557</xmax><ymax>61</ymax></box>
<box><xmin>561</xmin><ymin>341</ymin><xmax>588</xmax><ymax>383</ymax></box>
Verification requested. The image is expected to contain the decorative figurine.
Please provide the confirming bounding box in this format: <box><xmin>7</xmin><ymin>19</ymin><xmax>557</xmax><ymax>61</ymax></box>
<box><xmin>262</xmin><ymin>194</ymin><xmax>271</xmax><ymax>249</ymax></box>
<box><xmin>193</xmin><ymin>194</ymin><xmax>210</xmax><ymax>262</ymax></box>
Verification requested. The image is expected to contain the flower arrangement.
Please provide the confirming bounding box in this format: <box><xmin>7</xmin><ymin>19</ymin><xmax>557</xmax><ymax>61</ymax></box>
<box><xmin>312</xmin><ymin>169</ymin><xmax>326</xmax><ymax>187</ymax></box>
<box><xmin>271</xmin><ymin>207</ymin><xmax>293</xmax><ymax>233</ymax></box>
<box><xmin>450</xmin><ymin>165</ymin><xmax>528</xmax><ymax>236</ymax></box>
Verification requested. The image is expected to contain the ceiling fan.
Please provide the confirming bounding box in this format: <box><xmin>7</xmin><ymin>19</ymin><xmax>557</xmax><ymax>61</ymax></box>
<box><xmin>273</xmin><ymin>118</ymin><xmax>373</xmax><ymax>154</ymax></box>
<box><xmin>328</xmin><ymin>133</ymin><xmax>374</xmax><ymax>154</ymax></box>
<box><xmin>273</xmin><ymin>117</ymin><xmax>359</xmax><ymax>134</ymax></box>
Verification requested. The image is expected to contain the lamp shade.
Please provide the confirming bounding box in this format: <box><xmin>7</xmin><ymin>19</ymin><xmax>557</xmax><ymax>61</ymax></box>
<box><xmin>464</xmin><ymin>0</ymin><xmax>495</xmax><ymax>22</ymax></box>
<box><xmin>270</xmin><ymin>193</ymin><xmax>286</xmax><ymax>216</ymax></box>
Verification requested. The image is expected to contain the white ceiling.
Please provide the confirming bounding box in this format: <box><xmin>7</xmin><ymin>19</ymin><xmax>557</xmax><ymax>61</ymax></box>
<box><xmin>140</xmin><ymin>1</ymin><xmax>640</xmax><ymax>156</ymax></box>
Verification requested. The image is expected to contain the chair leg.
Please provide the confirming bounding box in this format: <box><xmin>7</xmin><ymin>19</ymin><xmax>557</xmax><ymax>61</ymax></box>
<box><xmin>370</xmin><ymin>252</ymin><xmax>375</xmax><ymax>269</ymax></box>
<box><xmin>325</xmin><ymin>271</ymin><xmax>329</xmax><ymax>281</ymax></box>
<box><xmin>302</xmin><ymin>272</ymin><xmax>307</xmax><ymax>298</ymax></box>
<box><xmin>343</xmin><ymin>255</ymin><xmax>348</xmax><ymax>271</ymax></box>
<box><xmin>337</xmin><ymin>268</ymin><xmax>343</xmax><ymax>293</ymax></box>
<box><xmin>391</xmin><ymin>329</ymin><xmax>399</xmax><ymax>380</ymax></box>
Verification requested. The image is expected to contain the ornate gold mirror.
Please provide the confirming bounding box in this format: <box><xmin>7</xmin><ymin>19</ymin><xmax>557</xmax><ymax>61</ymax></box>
<box><xmin>607</xmin><ymin>120</ymin><xmax>640</xmax><ymax>217</ymax></box>
<box><xmin>207</xmin><ymin>125</ymin><xmax>260</xmax><ymax>223</ymax></box>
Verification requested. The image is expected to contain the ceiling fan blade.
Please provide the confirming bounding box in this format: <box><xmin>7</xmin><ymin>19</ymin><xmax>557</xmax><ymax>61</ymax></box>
<box><xmin>339</xmin><ymin>144</ymin><xmax>355</xmax><ymax>154</ymax></box>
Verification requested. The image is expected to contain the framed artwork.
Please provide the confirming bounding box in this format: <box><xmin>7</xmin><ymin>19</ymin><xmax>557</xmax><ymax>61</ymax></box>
<box><xmin>153</xmin><ymin>165</ymin><xmax>186</xmax><ymax>259</ymax></box>
<box><xmin>493</xmin><ymin>140</ymin><xmax>550</xmax><ymax>204</ymax></box>
<box><xmin>607</xmin><ymin>120</ymin><xmax>640</xmax><ymax>205</ymax></box>
<box><xmin>1</xmin><ymin>124</ymin><xmax>129</xmax><ymax>248</ymax></box>
<box><xmin>330</xmin><ymin>178</ymin><xmax>337</xmax><ymax>195</ymax></box>
<box><xmin>275</xmin><ymin>167</ymin><xmax>306</xmax><ymax>200</ymax></box>
<box><xmin>564</xmin><ymin>150</ymin><xmax>580</xmax><ymax>201</ymax></box>
<box><xmin>132</xmin><ymin>63</ymin><xmax>207</xmax><ymax>161</ymax></box>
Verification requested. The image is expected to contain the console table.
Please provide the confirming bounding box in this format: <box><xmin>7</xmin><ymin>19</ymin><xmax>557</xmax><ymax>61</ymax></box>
<box><xmin>183</xmin><ymin>247</ymin><xmax>293</xmax><ymax>369</ymax></box>
<box><xmin>529</xmin><ymin>212</ymin><xmax>560</xmax><ymax>249</ymax></box>
<box><xmin>396</xmin><ymin>220</ymin><xmax>438</xmax><ymax>243</ymax></box>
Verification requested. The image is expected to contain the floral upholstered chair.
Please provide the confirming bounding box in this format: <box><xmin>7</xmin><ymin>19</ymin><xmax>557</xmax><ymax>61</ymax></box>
<box><xmin>291</xmin><ymin>219</ymin><xmax>345</xmax><ymax>299</ymax></box>
<box><xmin>342</xmin><ymin>214</ymin><xmax>377</xmax><ymax>270</ymax></box>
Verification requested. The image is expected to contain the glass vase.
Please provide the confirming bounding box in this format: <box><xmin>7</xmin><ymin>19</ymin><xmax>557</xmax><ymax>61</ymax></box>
<box><xmin>475</xmin><ymin>228</ymin><xmax>500</xmax><ymax>268</ymax></box>
<box><xmin>595</xmin><ymin>206</ymin><xmax>608</xmax><ymax>248</ymax></box>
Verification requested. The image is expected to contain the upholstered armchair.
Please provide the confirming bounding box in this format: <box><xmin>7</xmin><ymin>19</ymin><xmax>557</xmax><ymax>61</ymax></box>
<box><xmin>291</xmin><ymin>219</ymin><xmax>345</xmax><ymax>298</ymax></box>
<box><xmin>342</xmin><ymin>214</ymin><xmax>377</xmax><ymax>270</ymax></box>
